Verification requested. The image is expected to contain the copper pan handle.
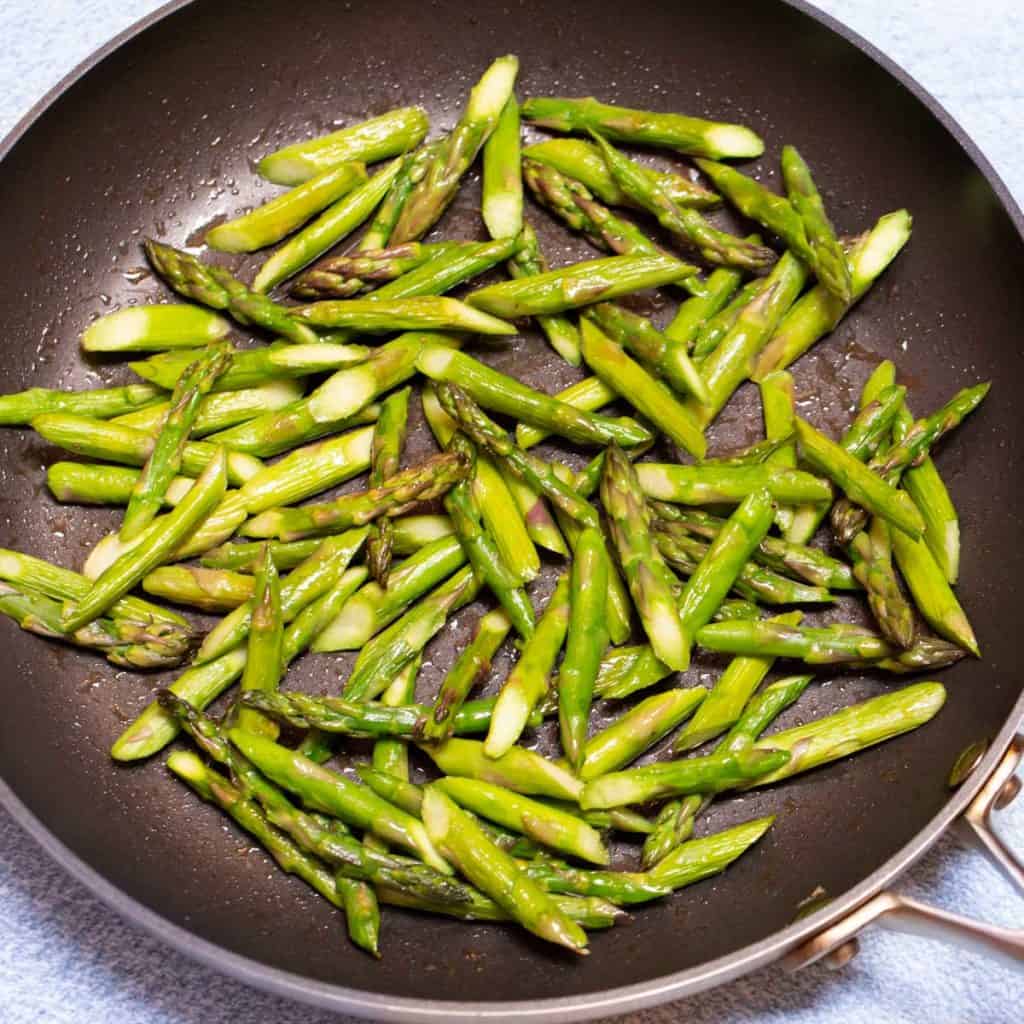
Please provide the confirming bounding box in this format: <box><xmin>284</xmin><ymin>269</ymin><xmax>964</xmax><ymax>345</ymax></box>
<box><xmin>784</xmin><ymin>736</ymin><xmax>1023</xmax><ymax>973</ymax></box>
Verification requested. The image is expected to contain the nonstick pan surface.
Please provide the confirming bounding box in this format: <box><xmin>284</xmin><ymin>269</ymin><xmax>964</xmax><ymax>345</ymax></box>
<box><xmin>0</xmin><ymin>1</ymin><xmax>1022</xmax><ymax>1020</ymax></box>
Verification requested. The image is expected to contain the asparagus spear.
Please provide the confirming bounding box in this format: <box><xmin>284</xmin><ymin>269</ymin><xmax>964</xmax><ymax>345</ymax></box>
<box><xmin>142</xmin><ymin>565</ymin><xmax>253</xmax><ymax>612</ymax></box>
<box><xmin>780</xmin><ymin>145</ymin><xmax>853</xmax><ymax>304</ymax></box>
<box><xmin>420</xmin><ymin>737</ymin><xmax>583</xmax><ymax>802</ymax></box>
<box><xmin>695</xmin><ymin>619</ymin><xmax>966</xmax><ymax>671</ymax></box>
<box><xmin>144</xmin><ymin>240</ymin><xmax>319</xmax><ymax>345</ymax></box>
<box><xmin>290</xmin><ymin>241</ymin><xmax>456</xmax><ymax>299</ymax></box>
<box><xmin>235</xmin><ymin>546</ymin><xmax>284</xmax><ymax>739</ymax></box>
<box><xmin>62</xmin><ymin>450</ymin><xmax>227</xmax><ymax>632</ymax></box>
<box><xmin>390</xmin><ymin>55</ymin><xmax>519</xmax><ymax>242</ymax></box>
<box><xmin>521</xmin><ymin>856</ymin><xmax>669</xmax><ymax>905</ymax></box>
<box><xmin>372</xmin><ymin>236</ymin><xmax>522</xmax><ymax>299</ymax></box>
<box><xmin>242</xmin><ymin>450</ymin><xmax>470</xmax><ymax>542</ymax></box>
<box><xmin>130</xmin><ymin>342</ymin><xmax>370</xmax><ymax>392</ymax></box>
<box><xmin>343</xmin><ymin>566</ymin><xmax>481</xmax><ymax>701</ymax></box>
<box><xmin>522</xmin><ymin>96</ymin><xmax>764</xmax><ymax>159</ymax></box>
<box><xmin>579</xmin><ymin>747</ymin><xmax>789</xmax><ymax>809</ymax></box>
<box><xmin>516</xmin><ymin>376</ymin><xmax>615</xmax><ymax>449</ymax></box>
<box><xmin>580</xmin><ymin>688</ymin><xmax>708</xmax><ymax>781</ymax></box>
<box><xmin>589</xmin><ymin>132</ymin><xmax>776</xmax><ymax>271</ymax></box>
<box><xmin>258</xmin><ymin>107</ymin><xmax>429</xmax><ymax>185</ymax></box>
<box><xmin>420</xmin><ymin>608</ymin><xmax>512</xmax><ymax>742</ymax></box>
<box><xmin>421</xmin><ymin>786</ymin><xmax>588</xmax><ymax>954</ymax></box>
<box><xmin>645</xmin><ymin>817</ymin><xmax>775</xmax><ymax>890</ymax></box>
<box><xmin>366</xmin><ymin>387</ymin><xmax>410</xmax><ymax>585</ymax></box>
<box><xmin>357</xmin><ymin>142</ymin><xmax>441</xmax><ymax>250</ymax></box>
<box><xmin>637</xmin><ymin>462</ymin><xmax>830</xmax><ymax>506</ymax></box>
<box><xmin>585</xmin><ymin>302</ymin><xmax>709</xmax><ymax>403</ymax></box>
<box><xmin>749</xmin><ymin>682</ymin><xmax>947</xmax><ymax>786</ymax></box>
<box><xmin>370</xmin><ymin>654</ymin><xmax>422</xmax><ymax>779</ymax></box>
<box><xmin>466</xmin><ymin>252</ymin><xmax>699</xmax><ymax>318</ymax></box>
<box><xmin>0</xmin><ymin>382</ymin><xmax>162</xmax><ymax>425</ymax></box>
<box><xmin>0</xmin><ymin>581</ymin><xmax>191</xmax><ymax>669</ymax></box>
<box><xmin>847</xmin><ymin>515</ymin><xmax>915</xmax><ymax>649</ymax></box>
<box><xmin>580</xmin><ymin>318</ymin><xmax>707</xmax><ymax>458</ymax></box>
<box><xmin>120</xmin><ymin>345</ymin><xmax>232</xmax><ymax>541</ymax></box>
<box><xmin>684</xmin><ymin>252</ymin><xmax>809</xmax><ymax>427</ymax></box>
<box><xmin>291</xmin><ymin>295</ymin><xmax>514</xmax><ymax>335</ymax></box>
<box><xmin>690</xmin><ymin>277</ymin><xmax>763</xmax><ymax>360</ymax></box>
<box><xmin>508</xmin><ymin>222</ymin><xmax>583</xmax><ymax>366</ymax></box>
<box><xmin>253</xmin><ymin>160</ymin><xmax>405</xmax><ymax>292</ymax></box>
<box><xmin>486</xmin><ymin>575</ymin><xmax>571</xmax><ymax>757</ymax></box>
<box><xmin>482</xmin><ymin>94</ymin><xmax>523</xmax><ymax>239</ymax></box>
<box><xmin>758</xmin><ymin>369</ymin><xmax>798</xmax><ymax>532</ymax></box>
<box><xmin>601</xmin><ymin>445</ymin><xmax>687</xmax><ymax>668</ymax></box>
<box><xmin>589</xmin><ymin>644</ymin><xmax>673</xmax><ymax>701</ymax></box>
<box><xmin>81</xmin><ymin>304</ymin><xmax>230</xmax><ymax>353</ymax></box>
<box><xmin>417</xmin><ymin>346</ymin><xmax>651</xmax><ymax>448</ymax></box>
<box><xmin>664</xmin><ymin>265</ymin><xmax>743</xmax><ymax>350</ymax></box>
<box><xmin>522</xmin><ymin>138</ymin><xmax>719</xmax><ymax>209</ymax></box>
<box><xmin>794</xmin><ymin>417</ymin><xmax>924</xmax><ymax>539</ymax></box>
<box><xmin>557</xmin><ymin>526</ymin><xmax>609</xmax><ymax>769</ymax></box>
<box><xmin>31</xmin><ymin>412</ymin><xmax>262</xmax><ymax>487</ymax></box>
<box><xmin>751</xmin><ymin>210</ymin><xmax>913</xmax><ymax>379</ymax></box>
<box><xmin>674</xmin><ymin>488</ymin><xmax>775</xmax><ymax>669</ymax></box>
<box><xmin>197</xmin><ymin>529</ymin><xmax>368</xmax><ymax>664</ymax></box>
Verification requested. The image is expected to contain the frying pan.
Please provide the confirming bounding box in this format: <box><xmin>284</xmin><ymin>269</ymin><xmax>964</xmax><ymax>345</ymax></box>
<box><xmin>0</xmin><ymin>0</ymin><xmax>1021</xmax><ymax>1019</ymax></box>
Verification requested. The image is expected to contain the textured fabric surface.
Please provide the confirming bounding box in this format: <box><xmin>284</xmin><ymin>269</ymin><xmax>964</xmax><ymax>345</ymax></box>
<box><xmin>0</xmin><ymin>1</ymin><xmax>1021</xmax><ymax>1021</ymax></box>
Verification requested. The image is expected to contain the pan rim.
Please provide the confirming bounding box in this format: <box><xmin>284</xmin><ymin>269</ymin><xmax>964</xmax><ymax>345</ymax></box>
<box><xmin>0</xmin><ymin>0</ymin><xmax>1021</xmax><ymax>1020</ymax></box>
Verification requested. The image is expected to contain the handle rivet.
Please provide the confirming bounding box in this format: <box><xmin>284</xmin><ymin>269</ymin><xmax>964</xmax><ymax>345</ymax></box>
<box><xmin>823</xmin><ymin>938</ymin><xmax>860</xmax><ymax>969</ymax></box>
<box><xmin>995</xmin><ymin>774</ymin><xmax>1021</xmax><ymax>811</ymax></box>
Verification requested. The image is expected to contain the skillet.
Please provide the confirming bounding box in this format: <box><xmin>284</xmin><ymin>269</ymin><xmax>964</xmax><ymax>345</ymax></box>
<box><xmin>0</xmin><ymin>0</ymin><xmax>1021</xmax><ymax>1019</ymax></box>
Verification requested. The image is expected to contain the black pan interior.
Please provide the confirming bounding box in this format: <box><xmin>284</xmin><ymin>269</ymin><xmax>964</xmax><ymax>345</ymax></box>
<box><xmin>0</xmin><ymin>0</ymin><xmax>1022</xmax><ymax>1006</ymax></box>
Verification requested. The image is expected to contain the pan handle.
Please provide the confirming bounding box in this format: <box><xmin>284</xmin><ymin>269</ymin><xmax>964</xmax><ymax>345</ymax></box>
<box><xmin>783</xmin><ymin>735</ymin><xmax>1023</xmax><ymax>973</ymax></box>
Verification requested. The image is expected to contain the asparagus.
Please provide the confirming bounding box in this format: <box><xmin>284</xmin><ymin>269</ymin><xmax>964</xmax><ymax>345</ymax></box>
<box><xmin>292</xmin><ymin>295</ymin><xmax>515</xmax><ymax>335</ymax></box>
<box><xmin>794</xmin><ymin>417</ymin><xmax>924</xmax><ymax>539</ymax></box>
<box><xmin>437</xmin><ymin>383</ymin><xmax>599</xmax><ymax>528</ymax></box>
<box><xmin>579</xmin><ymin>747</ymin><xmax>790</xmax><ymax>809</ymax></box>
<box><xmin>585</xmin><ymin>302</ymin><xmax>709</xmax><ymax>403</ymax></box>
<box><xmin>601</xmin><ymin>445</ymin><xmax>687</xmax><ymax>669</ymax></box>
<box><xmin>695</xmin><ymin>619</ymin><xmax>966</xmax><ymax>671</ymax></box>
<box><xmin>674</xmin><ymin>488</ymin><xmax>775</xmax><ymax>669</ymax></box>
<box><xmin>482</xmin><ymin>94</ymin><xmax>523</xmax><ymax>238</ymax></box>
<box><xmin>435</xmin><ymin>778</ymin><xmax>608</xmax><ymax>866</ymax></box>
<box><xmin>420</xmin><ymin>608</ymin><xmax>511</xmax><ymax>742</ymax></box>
<box><xmin>371</xmin><ymin>654</ymin><xmax>422</xmax><ymax>779</ymax></box>
<box><xmin>142</xmin><ymin>565</ymin><xmax>253</xmax><ymax>612</ymax></box>
<box><xmin>207</xmin><ymin>162</ymin><xmax>367</xmax><ymax>252</ymax></box>
<box><xmin>389</xmin><ymin>515</ymin><xmax>456</xmax><ymax>553</ymax></box>
<box><xmin>130</xmin><ymin>342</ymin><xmax>370</xmax><ymax>392</ymax></box>
<box><xmin>485</xmin><ymin>575</ymin><xmax>571</xmax><ymax>757</ymax></box>
<box><xmin>48</xmin><ymin>463</ymin><xmax>191</xmax><ymax>510</ymax></box>
<box><xmin>290</xmin><ymin>241</ymin><xmax>455</xmax><ymax>299</ymax></box>
<box><xmin>0</xmin><ymin>581</ymin><xmax>191</xmax><ymax>669</ymax></box>
<box><xmin>522</xmin><ymin>96</ymin><xmax>764</xmax><ymax>159</ymax></box>
<box><xmin>516</xmin><ymin>377</ymin><xmax>615</xmax><ymax>449</ymax></box>
<box><xmin>690</xmin><ymin>277</ymin><xmax>763</xmax><ymax>360</ymax></box>
<box><xmin>198</xmin><ymin>529</ymin><xmax>368</xmax><ymax>664</ymax></box>
<box><xmin>591</xmin><ymin>644</ymin><xmax>673</xmax><ymax>700</ymax></box>
<box><xmin>312</xmin><ymin>535</ymin><xmax>467</xmax><ymax>652</ymax></box>
<box><xmin>243</xmin><ymin>450</ymin><xmax>470</xmax><ymax>542</ymax></box>
<box><xmin>0</xmin><ymin>382</ymin><xmax>162</xmax><ymax>426</ymax></box>
<box><xmin>522</xmin><ymin>138</ymin><xmax>719</xmax><ymax>209</ymax></box>
<box><xmin>0</xmin><ymin>548</ymin><xmax>188</xmax><ymax>629</ymax></box>
<box><xmin>496</xmin><ymin>462</ymin><xmax>570</xmax><ymax>559</ymax></box>
<box><xmin>417</xmin><ymin>346</ymin><xmax>651</xmax><ymax>448</ymax></box>
<box><xmin>580</xmin><ymin>319</ymin><xmax>707</xmax><ymax>458</ymax></box>
<box><xmin>366</xmin><ymin>387</ymin><xmax>410</xmax><ymax>585</ymax></box>
<box><xmin>420</xmin><ymin>786</ymin><xmax>588</xmax><ymax>954</ymax></box>
<box><xmin>371</xmin><ymin>236</ymin><xmax>523</xmax><ymax>299</ymax></box>
<box><xmin>258</xmin><ymin>107</ymin><xmax>429</xmax><ymax>185</ymax></box>
<box><xmin>890</xmin><ymin>526</ymin><xmax>979</xmax><ymax>655</ymax></box>
<box><xmin>443</xmin><ymin>449</ymin><xmax>534</xmax><ymax>640</ymax></box>
<box><xmin>235</xmin><ymin>547</ymin><xmax>284</xmax><ymax>739</ymax></box>
<box><xmin>751</xmin><ymin>210</ymin><xmax>913</xmax><ymax>379</ymax></box>
<box><xmin>830</xmin><ymin>383</ymin><xmax>990</xmax><ymax>543</ymax></box>
<box><xmin>665</xmin><ymin>266</ymin><xmax>743</xmax><ymax>350</ymax></box>
<box><xmin>557</xmin><ymin>527</ymin><xmax>609</xmax><ymax>770</ymax></box>
<box><xmin>637</xmin><ymin>463</ymin><xmax>830</xmax><ymax>506</ymax></box>
<box><xmin>848</xmin><ymin>516</ymin><xmax>915</xmax><ymax>648</ymax></box>
<box><xmin>62</xmin><ymin>451</ymin><xmax>227</xmax><ymax>632</ymax></box>
<box><xmin>645</xmin><ymin>817</ymin><xmax>776</xmax><ymax>890</ymax></box>
<box><xmin>589</xmin><ymin>132</ymin><xmax>776</xmax><ymax>271</ymax></box>
<box><xmin>580</xmin><ymin>688</ymin><xmax>708</xmax><ymax>781</ymax></box>
<box><xmin>343</xmin><ymin>566</ymin><xmax>481</xmax><ymax>700</ymax></box>
<box><xmin>144</xmin><ymin>240</ymin><xmax>319</xmax><ymax>345</ymax></box>
<box><xmin>253</xmin><ymin>160</ymin><xmax>405</xmax><ymax>292</ymax></box>
<box><xmin>758</xmin><ymin>369</ymin><xmax>798</xmax><ymax>532</ymax></box>
<box><xmin>675</xmin><ymin>611</ymin><xmax>803</xmax><ymax>751</ymax></box>
<box><xmin>466</xmin><ymin>252</ymin><xmax>699</xmax><ymax>318</ymax></box>
<box><xmin>228</xmin><ymin>729</ymin><xmax>449</xmax><ymax>872</ymax></box>
<box><xmin>749</xmin><ymin>682</ymin><xmax>947</xmax><ymax>786</ymax></box>
<box><xmin>684</xmin><ymin>252</ymin><xmax>810</xmax><ymax>427</ymax></box>
<box><xmin>521</xmin><ymin>856</ymin><xmax>669</xmax><ymax>905</ymax></box>
<box><xmin>81</xmin><ymin>304</ymin><xmax>230</xmax><ymax>353</ymax></box>
<box><xmin>121</xmin><ymin>345</ymin><xmax>232</xmax><ymax>541</ymax></box>
<box><xmin>420</xmin><ymin>737</ymin><xmax>583</xmax><ymax>802</ymax></box>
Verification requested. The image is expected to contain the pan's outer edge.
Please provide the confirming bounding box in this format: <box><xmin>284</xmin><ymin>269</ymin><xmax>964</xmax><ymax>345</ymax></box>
<box><xmin>0</xmin><ymin>0</ymin><xmax>1022</xmax><ymax>1020</ymax></box>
